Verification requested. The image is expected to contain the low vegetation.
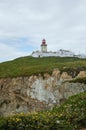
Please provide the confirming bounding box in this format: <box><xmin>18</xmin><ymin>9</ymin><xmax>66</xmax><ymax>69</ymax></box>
<box><xmin>0</xmin><ymin>92</ymin><xmax>86</xmax><ymax>130</ymax></box>
<box><xmin>70</xmin><ymin>77</ymin><xmax>86</xmax><ymax>84</ymax></box>
<box><xmin>0</xmin><ymin>56</ymin><xmax>86</xmax><ymax>78</ymax></box>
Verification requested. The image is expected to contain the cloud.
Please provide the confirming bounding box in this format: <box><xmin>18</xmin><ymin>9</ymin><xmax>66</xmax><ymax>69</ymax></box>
<box><xmin>0</xmin><ymin>0</ymin><xmax>86</xmax><ymax>62</ymax></box>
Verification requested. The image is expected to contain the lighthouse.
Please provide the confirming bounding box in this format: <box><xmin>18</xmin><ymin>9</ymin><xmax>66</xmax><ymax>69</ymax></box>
<box><xmin>41</xmin><ymin>39</ymin><xmax>47</xmax><ymax>52</ymax></box>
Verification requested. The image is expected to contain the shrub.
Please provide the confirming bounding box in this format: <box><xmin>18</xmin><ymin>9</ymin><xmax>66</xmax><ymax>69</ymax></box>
<box><xmin>0</xmin><ymin>92</ymin><xmax>86</xmax><ymax>130</ymax></box>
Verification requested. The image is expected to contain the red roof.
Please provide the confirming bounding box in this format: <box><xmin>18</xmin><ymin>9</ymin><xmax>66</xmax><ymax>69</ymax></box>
<box><xmin>41</xmin><ymin>39</ymin><xmax>47</xmax><ymax>46</ymax></box>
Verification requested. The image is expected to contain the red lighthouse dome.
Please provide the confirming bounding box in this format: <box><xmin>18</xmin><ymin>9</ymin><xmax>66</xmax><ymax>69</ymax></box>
<box><xmin>41</xmin><ymin>39</ymin><xmax>47</xmax><ymax>46</ymax></box>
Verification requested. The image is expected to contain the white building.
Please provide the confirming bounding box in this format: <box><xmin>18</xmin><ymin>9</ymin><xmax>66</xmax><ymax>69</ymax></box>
<box><xmin>31</xmin><ymin>39</ymin><xmax>86</xmax><ymax>58</ymax></box>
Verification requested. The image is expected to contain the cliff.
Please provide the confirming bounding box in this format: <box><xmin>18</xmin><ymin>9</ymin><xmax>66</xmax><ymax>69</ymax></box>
<box><xmin>0</xmin><ymin>69</ymin><xmax>86</xmax><ymax>116</ymax></box>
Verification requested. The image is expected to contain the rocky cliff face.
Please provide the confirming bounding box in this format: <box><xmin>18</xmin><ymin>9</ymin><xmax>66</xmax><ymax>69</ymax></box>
<box><xmin>0</xmin><ymin>69</ymin><xmax>86</xmax><ymax>116</ymax></box>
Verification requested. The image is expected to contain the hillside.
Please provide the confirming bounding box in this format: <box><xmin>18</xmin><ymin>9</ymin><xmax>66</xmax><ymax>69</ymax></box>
<box><xmin>0</xmin><ymin>56</ymin><xmax>86</xmax><ymax>78</ymax></box>
<box><xmin>0</xmin><ymin>56</ymin><xmax>86</xmax><ymax>130</ymax></box>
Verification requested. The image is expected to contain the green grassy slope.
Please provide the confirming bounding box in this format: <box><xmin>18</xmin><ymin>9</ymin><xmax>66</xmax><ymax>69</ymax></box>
<box><xmin>0</xmin><ymin>56</ymin><xmax>86</xmax><ymax>78</ymax></box>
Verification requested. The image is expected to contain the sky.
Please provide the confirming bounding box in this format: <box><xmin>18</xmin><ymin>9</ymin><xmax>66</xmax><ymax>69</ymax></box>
<box><xmin>0</xmin><ymin>0</ymin><xmax>86</xmax><ymax>62</ymax></box>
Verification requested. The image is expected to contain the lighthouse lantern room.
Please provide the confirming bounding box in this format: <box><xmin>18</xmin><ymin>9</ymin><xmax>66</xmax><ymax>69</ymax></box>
<box><xmin>41</xmin><ymin>39</ymin><xmax>47</xmax><ymax>52</ymax></box>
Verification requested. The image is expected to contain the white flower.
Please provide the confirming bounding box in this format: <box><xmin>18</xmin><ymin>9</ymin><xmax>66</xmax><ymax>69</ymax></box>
<box><xmin>56</xmin><ymin>120</ymin><xmax>60</xmax><ymax>124</ymax></box>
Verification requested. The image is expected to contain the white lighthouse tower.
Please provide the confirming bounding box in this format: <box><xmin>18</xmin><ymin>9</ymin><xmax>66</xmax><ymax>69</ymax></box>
<box><xmin>41</xmin><ymin>39</ymin><xmax>47</xmax><ymax>52</ymax></box>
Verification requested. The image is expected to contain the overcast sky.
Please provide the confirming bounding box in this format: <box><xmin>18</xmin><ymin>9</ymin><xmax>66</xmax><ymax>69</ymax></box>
<box><xmin>0</xmin><ymin>0</ymin><xmax>86</xmax><ymax>62</ymax></box>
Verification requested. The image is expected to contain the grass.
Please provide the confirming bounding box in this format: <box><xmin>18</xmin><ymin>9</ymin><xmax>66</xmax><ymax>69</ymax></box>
<box><xmin>0</xmin><ymin>56</ymin><xmax>86</xmax><ymax>78</ymax></box>
<box><xmin>69</xmin><ymin>77</ymin><xmax>86</xmax><ymax>84</ymax></box>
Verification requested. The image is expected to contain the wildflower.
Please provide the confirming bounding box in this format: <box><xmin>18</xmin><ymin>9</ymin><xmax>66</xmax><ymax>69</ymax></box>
<box><xmin>56</xmin><ymin>120</ymin><xmax>60</xmax><ymax>124</ymax></box>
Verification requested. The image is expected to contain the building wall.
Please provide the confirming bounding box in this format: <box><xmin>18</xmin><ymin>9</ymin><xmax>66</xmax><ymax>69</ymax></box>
<box><xmin>41</xmin><ymin>45</ymin><xmax>47</xmax><ymax>52</ymax></box>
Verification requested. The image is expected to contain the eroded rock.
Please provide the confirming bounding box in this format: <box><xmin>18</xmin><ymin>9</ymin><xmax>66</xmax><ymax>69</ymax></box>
<box><xmin>77</xmin><ymin>71</ymin><xmax>86</xmax><ymax>78</ymax></box>
<box><xmin>0</xmin><ymin>69</ymin><xmax>85</xmax><ymax>116</ymax></box>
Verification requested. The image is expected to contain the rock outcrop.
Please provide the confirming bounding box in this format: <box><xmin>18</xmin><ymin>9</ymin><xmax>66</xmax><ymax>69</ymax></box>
<box><xmin>77</xmin><ymin>71</ymin><xmax>86</xmax><ymax>78</ymax></box>
<box><xmin>0</xmin><ymin>69</ymin><xmax>86</xmax><ymax>116</ymax></box>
